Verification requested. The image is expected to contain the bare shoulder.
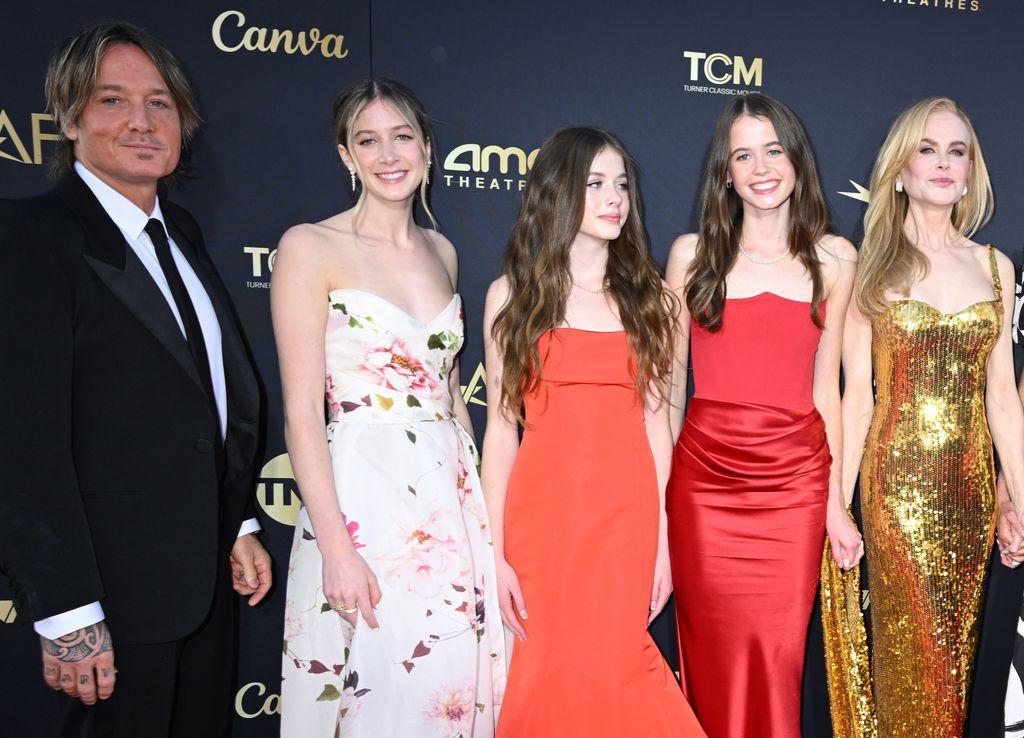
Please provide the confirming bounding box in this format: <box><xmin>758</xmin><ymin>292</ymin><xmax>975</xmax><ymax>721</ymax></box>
<box><xmin>666</xmin><ymin>233</ymin><xmax>700</xmax><ymax>285</ymax></box>
<box><xmin>983</xmin><ymin>243</ymin><xmax>1013</xmax><ymax>268</ymax></box>
<box><xmin>424</xmin><ymin>227</ymin><xmax>459</xmax><ymax>282</ymax></box>
<box><xmin>983</xmin><ymin>244</ymin><xmax>1016</xmax><ymax>284</ymax></box>
<box><xmin>484</xmin><ymin>275</ymin><xmax>511</xmax><ymax>320</ymax></box>
<box><xmin>274</xmin><ymin>214</ymin><xmax>354</xmax><ymax>284</ymax></box>
<box><xmin>816</xmin><ymin>233</ymin><xmax>858</xmax><ymax>264</ymax></box>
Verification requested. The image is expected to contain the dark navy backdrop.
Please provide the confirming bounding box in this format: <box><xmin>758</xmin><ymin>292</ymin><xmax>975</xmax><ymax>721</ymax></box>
<box><xmin>2</xmin><ymin>1</ymin><xmax>1022</xmax><ymax>735</ymax></box>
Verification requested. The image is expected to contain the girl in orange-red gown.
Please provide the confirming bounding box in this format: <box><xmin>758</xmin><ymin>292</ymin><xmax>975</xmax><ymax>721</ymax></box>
<box><xmin>665</xmin><ymin>94</ymin><xmax>860</xmax><ymax>738</ymax></box>
<box><xmin>482</xmin><ymin>127</ymin><xmax>705</xmax><ymax>737</ymax></box>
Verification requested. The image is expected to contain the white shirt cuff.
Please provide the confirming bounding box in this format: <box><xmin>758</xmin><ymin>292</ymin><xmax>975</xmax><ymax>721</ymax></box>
<box><xmin>34</xmin><ymin>602</ymin><xmax>105</xmax><ymax>640</ymax></box>
<box><xmin>237</xmin><ymin>517</ymin><xmax>261</xmax><ymax>537</ymax></box>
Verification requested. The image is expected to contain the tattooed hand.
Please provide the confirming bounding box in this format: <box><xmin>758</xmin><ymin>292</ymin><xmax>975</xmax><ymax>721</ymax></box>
<box><xmin>40</xmin><ymin>621</ymin><xmax>115</xmax><ymax>704</ymax></box>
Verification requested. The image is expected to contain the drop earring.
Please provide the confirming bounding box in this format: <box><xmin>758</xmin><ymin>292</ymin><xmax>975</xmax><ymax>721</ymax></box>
<box><xmin>895</xmin><ymin>180</ymin><xmax>904</xmax><ymax>193</ymax></box>
<box><xmin>426</xmin><ymin>159</ymin><xmax>431</xmax><ymax>185</ymax></box>
<box><xmin>349</xmin><ymin>169</ymin><xmax>357</xmax><ymax>192</ymax></box>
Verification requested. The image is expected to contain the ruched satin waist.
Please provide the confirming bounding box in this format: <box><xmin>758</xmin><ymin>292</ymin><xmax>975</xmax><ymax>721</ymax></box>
<box><xmin>677</xmin><ymin>397</ymin><xmax>831</xmax><ymax>490</ymax></box>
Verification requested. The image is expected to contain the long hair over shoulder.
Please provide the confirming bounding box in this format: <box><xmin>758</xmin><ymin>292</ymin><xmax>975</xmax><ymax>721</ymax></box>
<box><xmin>857</xmin><ymin>97</ymin><xmax>993</xmax><ymax>316</ymax></box>
<box><xmin>492</xmin><ymin>126</ymin><xmax>675</xmax><ymax>421</ymax></box>
<box><xmin>686</xmin><ymin>93</ymin><xmax>830</xmax><ymax>331</ymax></box>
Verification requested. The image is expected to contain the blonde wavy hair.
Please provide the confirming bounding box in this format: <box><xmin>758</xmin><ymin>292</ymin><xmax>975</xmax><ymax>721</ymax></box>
<box><xmin>857</xmin><ymin>97</ymin><xmax>993</xmax><ymax>316</ymax></box>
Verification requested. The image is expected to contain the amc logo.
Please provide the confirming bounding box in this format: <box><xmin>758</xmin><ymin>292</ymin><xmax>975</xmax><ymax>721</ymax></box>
<box><xmin>0</xmin><ymin>110</ymin><xmax>59</xmax><ymax>165</ymax></box>
<box><xmin>443</xmin><ymin>144</ymin><xmax>540</xmax><ymax>176</ymax></box>
<box><xmin>683</xmin><ymin>51</ymin><xmax>763</xmax><ymax>87</ymax></box>
<box><xmin>256</xmin><ymin>453</ymin><xmax>302</xmax><ymax>527</ymax></box>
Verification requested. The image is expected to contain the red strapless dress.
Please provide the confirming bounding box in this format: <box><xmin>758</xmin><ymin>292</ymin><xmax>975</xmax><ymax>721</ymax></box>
<box><xmin>498</xmin><ymin>329</ymin><xmax>705</xmax><ymax>738</ymax></box>
<box><xmin>668</xmin><ymin>294</ymin><xmax>830</xmax><ymax>738</ymax></box>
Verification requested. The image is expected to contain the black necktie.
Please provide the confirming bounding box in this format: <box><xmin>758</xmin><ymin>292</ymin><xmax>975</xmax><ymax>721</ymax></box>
<box><xmin>144</xmin><ymin>219</ymin><xmax>217</xmax><ymax>413</ymax></box>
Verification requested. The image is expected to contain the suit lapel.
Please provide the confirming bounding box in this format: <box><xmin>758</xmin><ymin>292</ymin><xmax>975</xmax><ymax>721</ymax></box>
<box><xmin>57</xmin><ymin>173</ymin><xmax>207</xmax><ymax>395</ymax></box>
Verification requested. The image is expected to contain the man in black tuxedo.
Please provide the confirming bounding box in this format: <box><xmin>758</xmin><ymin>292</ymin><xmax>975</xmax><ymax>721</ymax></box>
<box><xmin>0</xmin><ymin>22</ymin><xmax>270</xmax><ymax>737</ymax></box>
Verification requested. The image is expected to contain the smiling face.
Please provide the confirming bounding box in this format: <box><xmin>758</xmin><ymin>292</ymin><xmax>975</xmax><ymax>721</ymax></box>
<box><xmin>338</xmin><ymin>97</ymin><xmax>428</xmax><ymax>204</ymax></box>
<box><xmin>65</xmin><ymin>43</ymin><xmax>181</xmax><ymax>211</ymax></box>
<box><xmin>576</xmin><ymin>147</ymin><xmax>630</xmax><ymax>245</ymax></box>
<box><xmin>900</xmin><ymin>109</ymin><xmax>972</xmax><ymax>209</ymax></box>
<box><xmin>726</xmin><ymin>114</ymin><xmax>796</xmax><ymax>213</ymax></box>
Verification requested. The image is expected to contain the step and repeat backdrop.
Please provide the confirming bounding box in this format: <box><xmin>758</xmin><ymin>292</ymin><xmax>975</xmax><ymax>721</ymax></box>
<box><xmin>3</xmin><ymin>1</ymin><xmax>1024</xmax><ymax>735</ymax></box>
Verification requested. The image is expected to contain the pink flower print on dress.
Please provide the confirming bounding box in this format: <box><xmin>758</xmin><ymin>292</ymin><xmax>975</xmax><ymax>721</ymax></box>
<box><xmin>325</xmin><ymin>374</ymin><xmax>342</xmax><ymax>416</ymax></box>
<box><xmin>361</xmin><ymin>337</ymin><xmax>438</xmax><ymax>393</ymax></box>
<box><xmin>342</xmin><ymin>513</ymin><xmax>366</xmax><ymax>550</ymax></box>
<box><xmin>377</xmin><ymin>510</ymin><xmax>467</xmax><ymax>598</ymax></box>
<box><xmin>424</xmin><ymin>682</ymin><xmax>477</xmax><ymax>738</ymax></box>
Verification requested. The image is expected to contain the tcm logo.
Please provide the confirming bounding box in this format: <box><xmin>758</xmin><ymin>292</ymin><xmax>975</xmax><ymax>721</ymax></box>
<box><xmin>683</xmin><ymin>51</ymin><xmax>763</xmax><ymax>94</ymax></box>
<box><xmin>243</xmin><ymin>246</ymin><xmax>276</xmax><ymax>289</ymax></box>
<box><xmin>235</xmin><ymin>681</ymin><xmax>280</xmax><ymax>718</ymax></box>
<box><xmin>256</xmin><ymin>453</ymin><xmax>301</xmax><ymax>526</ymax></box>
<box><xmin>0</xmin><ymin>110</ymin><xmax>59</xmax><ymax>165</ymax></box>
<box><xmin>442</xmin><ymin>143</ymin><xmax>539</xmax><ymax>192</ymax></box>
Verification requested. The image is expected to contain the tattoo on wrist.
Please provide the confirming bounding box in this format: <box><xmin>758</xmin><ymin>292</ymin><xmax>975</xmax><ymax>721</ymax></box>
<box><xmin>42</xmin><ymin>622</ymin><xmax>112</xmax><ymax>662</ymax></box>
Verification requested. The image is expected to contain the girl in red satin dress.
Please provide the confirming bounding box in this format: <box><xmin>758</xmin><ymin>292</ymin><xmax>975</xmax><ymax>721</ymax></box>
<box><xmin>482</xmin><ymin>127</ymin><xmax>705</xmax><ymax>737</ymax></box>
<box><xmin>665</xmin><ymin>94</ymin><xmax>860</xmax><ymax>738</ymax></box>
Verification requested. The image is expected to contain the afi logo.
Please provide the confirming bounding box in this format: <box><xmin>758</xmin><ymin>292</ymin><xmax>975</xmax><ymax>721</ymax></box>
<box><xmin>683</xmin><ymin>51</ymin><xmax>763</xmax><ymax>87</ymax></box>
<box><xmin>0</xmin><ymin>110</ymin><xmax>59</xmax><ymax>165</ymax></box>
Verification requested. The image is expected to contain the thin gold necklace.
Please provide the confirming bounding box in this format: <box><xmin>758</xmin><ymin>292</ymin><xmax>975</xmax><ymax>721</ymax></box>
<box><xmin>738</xmin><ymin>241</ymin><xmax>789</xmax><ymax>265</ymax></box>
<box><xmin>571</xmin><ymin>278</ymin><xmax>608</xmax><ymax>295</ymax></box>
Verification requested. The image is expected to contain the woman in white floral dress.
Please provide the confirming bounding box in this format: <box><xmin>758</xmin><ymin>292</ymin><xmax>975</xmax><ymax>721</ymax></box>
<box><xmin>272</xmin><ymin>78</ymin><xmax>505</xmax><ymax>738</ymax></box>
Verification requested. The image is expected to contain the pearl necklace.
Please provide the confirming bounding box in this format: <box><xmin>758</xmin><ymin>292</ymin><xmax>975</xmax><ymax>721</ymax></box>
<box><xmin>738</xmin><ymin>242</ymin><xmax>789</xmax><ymax>265</ymax></box>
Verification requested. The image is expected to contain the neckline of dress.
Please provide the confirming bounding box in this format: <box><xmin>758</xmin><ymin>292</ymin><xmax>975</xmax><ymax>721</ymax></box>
<box><xmin>726</xmin><ymin>292</ymin><xmax>817</xmax><ymax>305</ymax></box>
<box><xmin>884</xmin><ymin>296</ymin><xmax>1000</xmax><ymax>318</ymax></box>
<box><xmin>550</xmin><ymin>326</ymin><xmax>626</xmax><ymax>335</ymax></box>
<box><xmin>328</xmin><ymin>288</ymin><xmax>459</xmax><ymax>326</ymax></box>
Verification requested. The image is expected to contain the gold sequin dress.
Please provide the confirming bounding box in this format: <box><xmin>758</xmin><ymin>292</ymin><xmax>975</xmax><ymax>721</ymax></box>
<box><xmin>861</xmin><ymin>245</ymin><xmax>1001</xmax><ymax>737</ymax></box>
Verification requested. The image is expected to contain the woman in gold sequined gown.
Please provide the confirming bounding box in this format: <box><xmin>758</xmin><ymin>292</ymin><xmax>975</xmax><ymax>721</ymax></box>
<box><xmin>837</xmin><ymin>98</ymin><xmax>1024</xmax><ymax>737</ymax></box>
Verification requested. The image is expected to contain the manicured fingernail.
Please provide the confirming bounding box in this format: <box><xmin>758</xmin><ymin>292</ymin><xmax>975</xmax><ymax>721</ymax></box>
<box><xmin>519</xmin><ymin>610</ymin><xmax>528</xmax><ymax>619</ymax></box>
<box><xmin>843</xmin><ymin>559</ymin><xmax>850</xmax><ymax>568</ymax></box>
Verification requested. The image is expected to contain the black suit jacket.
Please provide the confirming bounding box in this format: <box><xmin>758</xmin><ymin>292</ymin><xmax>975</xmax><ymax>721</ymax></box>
<box><xmin>0</xmin><ymin>172</ymin><xmax>262</xmax><ymax>645</ymax></box>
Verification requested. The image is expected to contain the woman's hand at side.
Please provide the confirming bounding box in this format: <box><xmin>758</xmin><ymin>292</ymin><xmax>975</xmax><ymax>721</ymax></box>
<box><xmin>322</xmin><ymin>545</ymin><xmax>382</xmax><ymax>628</ymax></box>
<box><xmin>495</xmin><ymin>556</ymin><xmax>527</xmax><ymax>641</ymax></box>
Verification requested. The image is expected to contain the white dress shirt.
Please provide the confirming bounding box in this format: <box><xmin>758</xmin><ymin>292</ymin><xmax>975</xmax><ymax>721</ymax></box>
<box><xmin>34</xmin><ymin>164</ymin><xmax>259</xmax><ymax>640</ymax></box>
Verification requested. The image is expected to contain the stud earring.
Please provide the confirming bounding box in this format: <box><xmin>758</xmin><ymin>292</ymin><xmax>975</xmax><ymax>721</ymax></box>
<box><xmin>962</xmin><ymin>185</ymin><xmax>968</xmax><ymax>197</ymax></box>
<box><xmin>725</xmin><ymin>180</ymin><xmax>732</xmax><ymax>189</ymax></box>
<box><xmin>349</xmin><ymin>169</ymin><xmax>357</xmax><ymax>192</ymax></box>
<box><xmin>895</xmin><ymin>180</ymin><xmax>904</xmax><ymax>193</ymax></box>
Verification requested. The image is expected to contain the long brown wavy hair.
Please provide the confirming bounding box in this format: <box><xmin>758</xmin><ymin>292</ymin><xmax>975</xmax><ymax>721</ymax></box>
<box><xmin>856</xmin><ymin>97</ymin><xmax>993</xmax><ymax>316</ymax></box>
<box><xmin>492</xmin><ymin>126</ymin><xmax>676</xmax><ymax>420</ymax></box>
<box><xmin>686</xmin><ymin>94</ymin><xmax>830</xmax><ymax>331</ymax></box>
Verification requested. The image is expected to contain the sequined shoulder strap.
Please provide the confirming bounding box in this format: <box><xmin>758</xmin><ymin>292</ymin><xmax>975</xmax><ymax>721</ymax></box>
<box><xmin>988</xmin><ymin>245</ymin><xmax>1002</xmax><ymax>302</ymax></box>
